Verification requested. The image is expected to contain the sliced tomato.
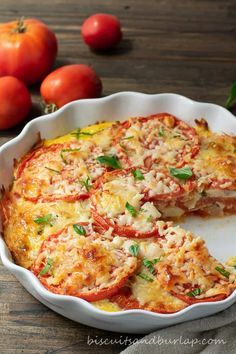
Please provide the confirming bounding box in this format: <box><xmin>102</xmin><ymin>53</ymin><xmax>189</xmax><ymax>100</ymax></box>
<box><xmin>113</xmin><ymin>113</ymin><xmax>199</xmax><ymax>169</ymax></box>
<box><xmin>110</xmin><ymin>287</ymin><xmax>186</xmax><ymax>314</ymax></box>
<box><xmin>32</xmin><ymin>225</ymin><xmax>137</xmax><ymax>301</ymax></box>
<box><xmin>172</xmin><ymin>291</ymin><xmax>228</xmax><ymax>305</ymax></box>
<box><xmin>91</xmin><ymin>168</ymin><xmax>192</xmax><ymax>237</ymax></box>
<box><xmin>13</xmin><ymin>141</ymin><xmax>107</xmax><ymax>202</ymax></box>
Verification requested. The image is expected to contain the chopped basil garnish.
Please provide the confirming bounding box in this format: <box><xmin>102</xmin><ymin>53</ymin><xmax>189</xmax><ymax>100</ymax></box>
<box><xmin>71</xmin><ymin>128</ymin><xmax>103</xmax><ymax>139</ymax></box>
<box><xmin>143</xmin><ymin>258</ymin><xmax>160</xmax><ymax>274</ymax></box>
<box><xmin>215</xmin><ymin>266</ymin><xmax>230</xmax><ymax>279</ymax></box>
<box><xmin>40</xmin><ymin>258</ymin><xmax>53</xmax><ymax>276</ymax></box>
<box><xmin>45</xmin><ymin>166</ymin><xmax>61</xmax><ymax>174</ymax></box>
<box><xmin>169</xmin><ymin>166</ymin><xmax>193</xmax><ymax>180</ymax></box>
<box><xmin>132</xmin><ymin>169</ymin><xmax>144</xmax><ymax>180</ymax></box>
<box><xmin>129</xmin><ymin>244</ymin><xmax>139</xmax><ymax>257</ymax></box>
<box><xmin>147</xmin><ymin>215</ymin><xmax>153</xmax><ymax>222</ymax></box>
<box><xmin>60</xmin><ymin>148</ymin><xmax>81</xmax><ymax>164</ymax></box>
<box><xmin>34</xmin><ymin>214</ymin><xmax>54</xmax><ymax>227</ymax></box>
<box><xmin>79</xmin><ymin>176</ymin><xmax>92</xmax><ymax>192</ymax></box>
<box><xmin>121</xmin><ymin>135</ymin><xmax>134</xmax><ymax>140</ymax></box>
<box><xmin>234</xmin><ymin>148</ymin><xmax>236</xmax><ymax>153</ymax></box>
<box><xmin>158</xmin><ymin>126</ymin><xmax>164</xmax><ymax>137</ymax></box>
<box><xmin>96</xmin><ymin>155</ymin><xmax>122</xmax><ymax>170</ymax></box>
<box><xmin>200</xmin><ymin>190</ymin><xmax>207</xmax><ymax>197</ymax></box>
<box><xmin>226</xmin><ymin>82</ymin><xmax>236</xmax><ymax>109</ymax></box>
<box><xmin>125</xmin><ymin>202</ymin><xmax>137</xmax><ymax>217</ymax></box>
<box><xmin>186</xmin><ymin>288</ymin><xmax>201</xmax><ymax>297</ymax></box>
<box><xmin>119</xmin><ymin>143</ymin><xmax>128</xmax><ymax>152</ymax></box>
<box><xmin>138</xmin><ymin>273</ymin><xmax>154</xmax><ymax>282</ymax></box>
<box><xmin>73</xmin><ymin>224</ymin><xmax>86</xmax><ymax>235</ymax></box>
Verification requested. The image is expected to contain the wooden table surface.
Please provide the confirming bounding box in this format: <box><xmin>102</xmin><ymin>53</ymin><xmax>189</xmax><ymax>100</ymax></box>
<box><xmin>0</xmin><ymin>0</ymin><xmax>236</xmax><ymax>353</ymax></box>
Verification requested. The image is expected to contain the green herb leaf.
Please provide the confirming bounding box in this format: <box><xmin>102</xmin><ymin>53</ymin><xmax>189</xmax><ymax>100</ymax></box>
<box><xmin>125</xmin><ymin>202</ymin><xmax>138</xmax><ymax>217</ymax></box>
<box><xmin>143</xmin><ymin>258</ymin><xmax>160</xmax><ymax>274</ymax></box>
<box><xmin>129</xmin><ymin>244</ymin><xmax>139</xmax><ymax>257</ymax></box>
<box><xmin>147</xmin><ymin>215</ymin><xmax>153</xmax><ymax>223</ymax></box>
<box><xmin>234</xmin><ymin>148</ymin><xmax>236</xmax><ymax>153</ymax></box>
<box><xmin>40</xmin><ymin>258</ymin><xmax>53</xmax><ymax>276</ymax></box>
<box><xmin>45</xmin><ymin>166</ymin><xmax>61</xmax><ymax>174</ymax></box>
<box><xmin>158</xmin><ymin>126</ymin><xmax>164</xmax><ymax>137</ymax></box>
<box><xmin>200</xmin><ymin>190</ymin><xmax>207</xmax><ymax>197</ymax></box>
<box><xmin>60</xmin><ymin>148</ymin><xmax>81</xmax><ymax>164</ymax></box>
<box><xmin>121</xmin><ymin>135</ymin><xmax>134</xmax><ymax>140</ymax></box>
<box><xmin>186</xmin><ymin>288</ymin><xmax>202</xmax><ymax>297</ymax></box>
<box><xmin>119</xmin><ymin>143</ymin><xmax>128</xmax><ymax>152</ymax></box>
<box><xmin>96</xmin><ymin>155</ymin><xmax>122</xmax><ymax>170</ymax></box>
<box><xmin>79</xmin><ymin>176</ymin><xmax>92</xmax><ymax>192</ymax></box>
<box><xmin>138</xmin><ymin>273</ymin><xmax>154</xmax><ymax>282</ymax></box>
<box><xmin>215</xmin><ymin>266</ymin><xmax>230</xmax><ymax>279</ymax></box>
<box><xmin>34</xmin><ymin>214</ymin><xmax>54</xmax><ymax>227</ymax></box>
<box><xmin>226</xmin><ymin>82</ymin><xmax>236</xmax><ymax>109</ymax></box>
<box><xmin>73</xmin><ymin>224</ymin><xmax>86</xmax><ymax>235</ymax></box>
<box><xmin>132</xmin><ymin>169</ymin><xmax>144</xmax><ymax>180</ymax></box>
<box><xmin>71</xmin><ymin>128</ymin><xmax>103</xmax><ymax>140</ymax></box>
<box><xmin>169</xmin><ymin>166</ymin><xmax>193</xmax><ymax>180</ymax></box>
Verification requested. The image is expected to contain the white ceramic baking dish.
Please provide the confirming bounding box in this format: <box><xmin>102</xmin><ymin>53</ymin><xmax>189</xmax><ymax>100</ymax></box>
<box><xmin>0</xmin><ymin>92</ymin><xmax>235</xmax><ymax>334</ymax></box>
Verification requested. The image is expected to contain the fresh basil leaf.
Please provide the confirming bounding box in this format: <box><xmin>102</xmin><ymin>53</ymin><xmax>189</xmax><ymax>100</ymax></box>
<box><xmin>158</xmin><ymin>126</ymin><xmax>164</xmax><ymax>137</ymax></box>
<box><xmin>138</xmin><ymin>273</ymin><xmax>154</xmax><ymax>282</ymax></box>
<box><xmin>45</xmin><ymin>166</ymin><xmax>61</xmax><ymax>174</ymax></box>
<box><xmin>129</xmin><ymin>244</ymin><xmax>139</xmax><ymax>257</ymax></box>
<box><xmin>169</xmin><ymin>166</ymin><xmax>193</xmax><ymax>180</ymax></box>
<box><xmin>125</xmin><ymin>202</ymin><xmax>137</xmax><ymax>217</ymax></box>
<box><xmin>60</xmin><ymin>148</ymin><xmax>81</xmax><ymax>164</ymax></box>
<box><xmin>73</xmin><ymin>224</ymin><xmax>86</xmax><ymax>235</ymax></box>
<box><xmin>143</xmin><ymin>258</ymin><xmax>160</xmax><ymax>274</ymax></box>
<box><xmin>34</xmin><ymin>214</ymin><xmax>54</xmax><ymax>227</ymax></box>
<box><xmin>186</xmin><ymin>288</ymin><xmax>201</xmax><ymax>297</ymax></box>
<box><xmin>40</xmin><ymin>258</ymin><xmax>53</xmax><ymax>276</ymax></box>
<box><xmin>96</xmin><ymin>155</ymin><xmax>122</xmax><ymax>170</ymax></box>
<box><xmin>147</xmin><ymin>215</ymin><xmax>153</xmax><ymax>222</ymax></box>
<box><xmin>119</xmin><ymin>143</ymin><xmax>128</xmax><ymax>152</ymax></box>
<box><xmin>71</xmin><ymin>128</ymin><xmax>103</xmax><ymax>139</ymax></box>
<box><xmin>132</xmin><ymin>169</ymin><xmax>144</xmax><ymax>180</ymax></box>
<box><xmin>226</xmin><ymin>82</ymin><xmax>236</xmax><ymax>109</ymax></box>
<box><xmin>215</xmin><ymin>266</ymin><xmax>230</xmax><ymax>279</ymax></box>
<box><xmin>79</xmin><ymin>176</ymin><xmax>92</xmax><ymax>192</ymax></box>
<box><xmin>121</xmin><ymin>135</ymin><xmax>134</xmax><ymax>140</ymax></box>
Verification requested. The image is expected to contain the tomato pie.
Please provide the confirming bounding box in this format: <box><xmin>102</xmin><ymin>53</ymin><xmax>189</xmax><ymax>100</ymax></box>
<box><xmin>1</xmin><ymin>114</ymin><xmax>235</xmax><ymax>313</ymax></box>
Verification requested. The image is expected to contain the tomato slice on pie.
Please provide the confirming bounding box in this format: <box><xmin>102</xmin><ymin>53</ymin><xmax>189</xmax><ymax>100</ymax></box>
<box><xmin>32</xmin><ymin>225</ymin><xmax>138</xmax><ymax>301</ymax></box>
<box><xmin>113</xmin><ymin>113</ymin><xmax>199</xmax><ymax>169</ymax></box>
<box><xmin>91</xmin><ymin>168</ymin><xmax>193</xmax><ymax>238</ymax></box>
<box><xmin>14</xmin><ymin>141</ymin><xmax>107</xmax><ymax>202</ymax></box>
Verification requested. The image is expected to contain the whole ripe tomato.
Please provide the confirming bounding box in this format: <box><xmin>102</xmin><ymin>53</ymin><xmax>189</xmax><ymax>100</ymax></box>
<box><xmin>0</xmin><ymin>18</ymin><xmax>57</xmax><ymax>85</ymax></box>
<box><xmin>40</xmin><ymin>64</ymin><xmax>102</xmax><ymax>111</ymax></box>
<box><xmin>0</xmin><ymin>76</ymin><xmax>32</xmax><ymax>130</ymax></box>
<box><xmin>81</xmin><ymin>13</ymin><xmax>122</xmax><ymax>50</ymax></box>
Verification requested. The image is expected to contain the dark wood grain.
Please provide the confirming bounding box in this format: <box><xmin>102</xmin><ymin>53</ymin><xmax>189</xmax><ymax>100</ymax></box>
<box><xmin>0</xmin><ymin>0</ymin><xmax>236</xmax><ymax>353</ymax></box>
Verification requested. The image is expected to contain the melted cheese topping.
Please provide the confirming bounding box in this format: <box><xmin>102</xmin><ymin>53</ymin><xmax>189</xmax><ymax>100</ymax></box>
<box><xmin>2</xmin><ymin>196</ymin><xmax>91</xmax><ymax>268</ymax></box>
<box><xmin>193</xmin><ymin>123</ymin><xmax>236</xmax><ymax>188</ymax></box>
<box><xmin>116</xmin><ymin>114</ymin><xmax>198</xmax><ymax>167</ymax></box>
<box><xmin>33</xmin><ymin>226</ymin><xmax>137</xmax><ymax>298</ymax></box>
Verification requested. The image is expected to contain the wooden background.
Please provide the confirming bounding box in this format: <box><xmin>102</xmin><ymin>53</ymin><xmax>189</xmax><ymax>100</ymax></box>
<box><xmin>0</xmin><ymin>0</ymin><xmax>236</xmax><ymax>353</ymax></box>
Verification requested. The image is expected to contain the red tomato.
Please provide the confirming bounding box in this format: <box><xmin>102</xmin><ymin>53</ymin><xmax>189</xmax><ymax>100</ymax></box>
<box><xmin>81</xmin><ymin>13</ymin><xmax>122</xmax><ymax>50</ymax></box>
<box><xmin>40</xmin><ymin>64</ymin><xmax>102</xmax><ymax>110</ymax></box>
<box><xmin>0</xmin><ymin>18</ymin><xmax>57</xmax><ymax>85</ymax></box>
<box><xmin>0</xmin><ymin>76</ymin><xmax>31</xmax><ymax>130</ymax></box>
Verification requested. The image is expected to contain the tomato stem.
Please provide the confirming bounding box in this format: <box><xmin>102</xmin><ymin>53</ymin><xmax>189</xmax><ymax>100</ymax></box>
<box><xmin>44</xmin><ymin>103</ymin><xmax>58</xmax><ymax>114</ymax></box>
<box><xmin>13</xmin><ymin>17</ymin><xmax>27</xmax><ymax>33</ymax></box>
